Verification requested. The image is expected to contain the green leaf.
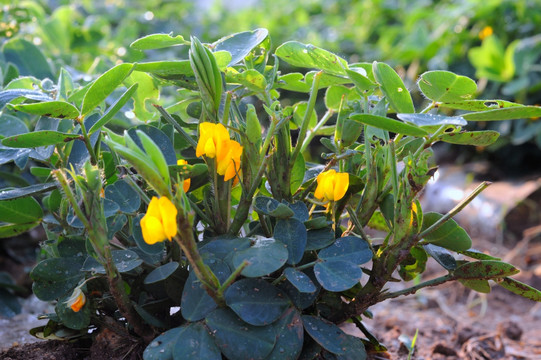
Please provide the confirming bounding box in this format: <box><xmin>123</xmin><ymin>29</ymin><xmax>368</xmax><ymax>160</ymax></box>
<box><xmin>2</xmin><ymin>38</ymin><xmax>53</xmax><ymax>79</ymax></box>
<box><xmin>172</xmin><ymin>322</ymin><xmax>221</xmax><ymax>360</ymax></box>
<box><xmin>127</xmin><ymin>125</ymin><xmax>177</xmax><ymax>165</ymax></box>
<box><xmin>287</xmin><ymin>201</ymin><xmax>309</xmax><ymax>222</ymax></box>
<box><xmin>454</xmin><ymin>260</ymin><xmax>520</xmax><ymax>280</ymax></box>
<box><xmin>224</xmin><ymin>278</ymin><xmax>290</xmax><ymax>326</ymax></box>
<box><xmin>324</xmin><ymin>85</ymin><xmax>357</xmax><ymax>111</ymax></box>
<box><xmin>290</xmin><ymin>153</ymin><xmax>306</xmax><ymax>195</ymax></box>
<box><xmin>124</xmin><ymin>72</ymin><xmax>159</xmax><ymax>121</ymax></box>
<box><xmin>438</xmin><ymin>99</ymin><xmax>522</xmax><ymax>111</ymax></box>
<box><xmin>436</xmin><ymin>130</ymin><xmax>500</xmax><ymax>146</ymax></box>
<box><xmin>266</xmin><ymin>307</ymin><xmax>304</xmax><ymax>360</ymax></box>
<box><xmin>462</xmin><ymin>106</ymin><xmax>541</xmax><ymax>121</ymax></box>
<box><xmin>0</xmin><ymin>183</ymin><xmax>56</xmax><ymax>201</ymax></box>
<box><xmin>305</xmin><ymin>228</ymin><xmax>335</xmax><ymax>250</ymax></box>
<box><xmin>200</xmin><ymin>237</ymin><xmax>252</xmax><ymax>261</ymax></box>
<box><xmin>144</xmin><ymin>262</ymin><xmax>179</xmax><ymax>285</ymax></box>
<box><xmin>459</xmin><ymin>279</ymin><xmax>491</xmax><ymax>293</ymax></box>
<box><xmin>277</xmin><ymin>71</ymin><xmax>351</xmax><ymax>93</ymax></box>
<box><xmin>317</xmin><ymin>236</ymin><xmax>372</xmax><ymax>265</ymax></box>
<box><xmin>0</xmin><ymin>114</ymin><xmax>28</xmax><ymax>137</ymax></box>
<box><xmin>0</xmin><ymin>89</ymin><xmax>51</xmax><ymax>110</ymax></box>
<box><xmin>397</xmin><ymin>113</ymin><xmax>466</xmax><ymax>127</ymax></box>
<box><xmin>0</xmin><ymin>221</ymin><xmax>41</xmax><ymax>239</ymax></box>
<box><xmin>350</xmin><ymin>114</ymin><xmax>428</xmax><ymax>137</ymax></box>
<box><xmin>253</xmin><ymin>196</ymin><xmax>294</xmax><ymax>218</ymax></box>
<box><xmin>104</xmin><ymin>179</ymin><xmax>141</xmax><ymax>213</ymax></box>
<box><xmin>130</xmin><ymin>33</ymin><xmax>189</xmax><ymax>50</ymax></box>
<box><xmin>224</xmin><ymin>68</ymin><xmax>267</xmax><ymax>92</ymax></box>
<box><xmin>88</xmin><ymin>83</ymin><xmax>138</xmax><ymax>135</ymax></box>
<box><xmin>304</xmin><ymin>217</ymin><xmax>333</xmax><ymax>231</ymax></box>
<box><xmin>81</xmin><ymin>250</ymin><xmax>142</xmax><ymax>274</ymax></box>
<box><xmin>421</xmin><ymin>212</ymin><xmax>472</xmax><ymax>251</ymax></box>
<box><xmin>276</xmin><ymin>41</ymin><xmax>348</xmax><ymax>76</ymax></box>
<box><xmin>0</xmin><ymin>196</ymin><xmax>43</xmax><ymax>223</ymax></box>
<box><xmin>143</xmin><ymin>326</ymin><xmax>184</xmax><ymax>360</ymax></box>
<box><xmin>81</xmin><ymin>63</ymin><xmax>134</xmax><ymax>116</ymax></box>
<box><xmin>346</xmin><ymin>68</ymin><xmax>376</xmax><ymax>92</ymax></box>
<box><xmin>373</xmin><ymin>62</ymin><xmax>414</xmax><ymax>113</ymax></box>
<box><xmin>55</xmin><ymin>293</ymin><xmax>91</xmax><ymax>330</ymax></box>
<box><xmin>205</xmin><ymin>308</ymin><xmax>276</xmax><ymax>360</ymax></box>
<box><xmin>10</xmin><ymin>101</ymin><xmax>80</xmax><ymax>119</ymax></box>
<box><xmin>284</xmin><ymin>267</ymin><xmax>317</xmax><ymax>293</ymax></box>
<box><xmin>0</xmin><ymin>288</ymin><xmax>21</xmax><ymax>318</ymax></box>
<box><xmin>1</xmin><ymin>131</ymin><xmax>81</xmax><ymax>148</ymax></box>
<box><xmin>30</xmin><ymin>257</ymin><xmax>85</xmax><ymax>301</ymax></box>
<box><xmin>314</xmin><ymin>260</ymin><xmax>363</xmax><ymax>292</ymax></box>
<box><xmin>301</xmin><ymin>315</ymin><xmax>350</xmax><ymax>355</ymax></box>
<box><xmin>274</xmin><ymin>218</ymin><xmax>307</xmax><ymax>265</ymax></box>
<box><xmin>213</xmin><ymin>28</ymin><xmax>269</xmax><ymax>66</ymax></box>
<box><xmin>423</xmin><ymin>244</ymin><xmax>457</xmax><ymax>271</ymax></box>
<box><xmin>458</xmin><ymin>249</ymin><xmax>501</xmax><ymax>261</ymax></box>
<box><xmin>232</xmin><ymin>236</ymin><xmax>288</xmax><ymax>277</ymax></box>
<box><xmin>181</xmin><ymin>258</ymin><xmax>230</xmax><ymax>321</ymax></box>
<box><xmin>498</xmin><ymin>277</ymin><xmax>541</xmax><ymax>301</ymax></box>
<box><xmin>417</xmin><ymin>71</ymin><xmax>477</xmax><ymax>102</ymax></box>
<box><xmin>134</xmin><ymin>61</ymin><xmax>195</xmax><ymax>87</ymax></box>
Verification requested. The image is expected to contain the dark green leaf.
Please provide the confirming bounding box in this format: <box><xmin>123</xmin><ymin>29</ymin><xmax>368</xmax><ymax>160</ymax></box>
<box><xmin>350</xmin><ymin>114</ymin><xmax>428</xmax><ymax>137</ymax></box>
<box><xmin>253</xmin><ymin>196</ymin><xmax>294</xmax><ymax>218</ymax></box>
<box><xmin>498</xmin><ymin>277</ymin><xmax>541</xmax><ymax>301</ymax></box>
<box><xmin>200</xmin><ymin>237</ymin><xmax>251</xmax><ymax>261</ymax></box>
<box><xmin>318</xmin><ymin>236</ymin><xmax>372</xmax><ymax>265</ymax></box>
<box><xmin>284</xmin><ymin>267</ymin><xmax>317</xmax><ymax>293</ymax></box>
<box><xmin>181</xmin><ymin>258</ymin><xmax>230</xmax><ymax>321</ymax></box>
<box><xmin>172</xmin><ymin>322</ymin><xmax>221</xmax><ymax>360</ymax></box>
<box><xmin>421</xmin><ymin>212</ymin><xmax>472</xmax><ymax>251</ymax></box>
<box><xmin>30</xmin><ymin>257</ymin><xmax>85</xmax><ymax>301</ymax></box>
<box><xmin>81</xmin><ymin>250</ymin><xmax>142</xmax><ymax>274</ymax></box>
<box><xmin>266</xmin><ymin>307</ymin><xmax>304</xmax><ymax>360</ymax></box>
<box><xmin>278</xmin><ymin>269</ymin><xmax>320</xmax><ymax>310</ymax></box>
<box><xmin>302</xmin><ymin>315</ymin><xmax>350</xmax><ymax>355</ymax></box>
<box><xmin>206</xmin><ymin>308</ymin><xmax>276</xmax><ymax>360</ymax></box>
<box><xmin>306</xmin><ymin>228</ymin><xmax>335</xmax><ymax>250</ymax></box>
<box><xmin>0</xmin><ymin>114</ymin><xmax>28</xmax><ymax>137</ymax></box>
<box><xmin>2</xmin><ymin>131</ymin><xmax>81</xmax><ymax>148</ymax></box>
<box><xmin>459</xmin><ymin>279</ymin><xmax>491</xmax><ymax>293</ymax></box>
<box><xmin>458</xmin><ymin>249</ymin><xmax>501</xmax><ymax>261</ymax></box>
<box><xmin>291</xmin><ymin>154</ymin><xmax>306</xmax><ymax>195</ymax></box>
<box><xmin>439</xmin><ymin>99</ymin><xmax>521</xmax><ymax>111</ymax></box>
<box><xmin>0</xmin><ymin>289</ymin><xmax>21</xmax><ymax>318</ymax></box>
<box><xmin>0</xmin><ymin>183</ymin><xmax>56</xmax><ymax>201</ymax></box>
<box><xmin>10</xmin><ymin>101</ymin><xmax>79</xmax><ymax>119</ymax></box>
<box><xmin>437</xmin><ymin>130</ymin><xmax>500</xmax><ymax>146</ymax></box>
<box><xmin>462</xmin><ymin>106</ymin><xmax>541</xmax><ymax>121</ymax></box>
<box><xmin>232</xmin><ymin>236</ymin><xmax>288</xmax><ymax>277</ymax></box>
<box><xmin>88</xmin><ymin>83</ymin><xmax>139</xmax><ymax>135</ymax></box>
<box><xmin>454</xmin><ymin>260</ymin><xmax>519</xmax><ymax>280</ymax></box>
<box><xmin>107</xmin><ymin>214</ymin><xmax>127</xmax><ymax>239</ymax></box>
<box><xmin>130</xmin><ymin>33</ymin><xmax>189</xmax><ymax>50</ymax></box>
<box><xmin>144</xmin><ymin>262</ymin><xmax>179</xmax><ymax>284</ymax></box>
<box><xmin>276</xmin><ymin>41</ymin><xmax>348</xmax><ymax>76</ymax></box>
<box><xmin>288</xmin><ymin>201</ymin><xmax>309</xmax><ymax>222</ymax></box>
<box><xmin>274</xmin><ymin>218</ymin><xmax>307</xmax><ymax>265</ymax></box>
<box><xmin>143</xmin><ymin>326</ymin><xmax>184</xmax><ymax>360</ymax></box>
<box><xmin>304</xmin><ymin>217</ymin><xmax>333</xmax><ymax>230</ymax></box>
<box><xmin>423</xmin><ymin>244</ymin><xmax>457</xmax><ymax>270</ymax></box>
<box><xmin>417</xmin><ymin>71</ymin><xmax>477</xmax><ymax>102</ymax></box>
<box><xmin>67</xmin><ymin>114</ymin><xmax>100</xmax><ymax>171</ymax></box>
<box><xmin>397</xmin><ymin>113</ymin><xmax>466</xmax><ymax>127</ymax></box>
<box><xmin>225</xmin><ymin>278</ymin><xmax>290</xmax><ymax>326</ymax></box>
<box><xmin>104</xmin><ymin>179</ymin><xmax>141</xmax><ymax>213</ymax></box>
<box><xmin>373</xmin><ymin>62</ymin><xmax>414</xmax><ymax>113</ymax></box>
<box><xmin>0</xmin><ymin>196</ymin><xmax>43</xmax><ymax>223</ymax></box>
<box><xmin>81</xmin><ymin>63</ymin><xmax>134</xmax><ymax>116</ymax></box>
<box><xmin>314</xmin><ymin>260</ymin><xmax>363</xmax><ymax>292</ymax></box>
<box><xmin>0</xmin><ymin>89</ymin><xmax>51</xmax><ymax>110</ymax></box>
<box><xmin>128</xmin><ymin>125</ymin><xmax>177</xmax><ymax>165</ymax></box>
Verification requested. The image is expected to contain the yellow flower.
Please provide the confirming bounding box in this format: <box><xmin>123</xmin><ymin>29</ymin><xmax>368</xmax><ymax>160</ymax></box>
<box><xmin>314</xmin><ymin>169</ymin><xmax>349</xmax><ymax>202</ymax></box>
<box><xmin>479</xmin><ymin>26</ymin><xmax>493</xmax><ymax>40</ymax></box>
<box><xmin>66</xmin><ymin>287</ymin><xmax>86</xmax><ymax>312</ymax></box>
<box><xmin>196</xmin><ymin>122</ymin><xmax>243</xmax><ymax>182</ymax></box>
<box><xmin>177</xmin><ymin>159</ymin><xmax>191</xmax><ymax>193</ymax></box>
<box><xmin>140</xmin><ymin>196</ymin><xmax>178</xmax><ymax>244</ymax></box>
<box><xmin>216</xmin><ymin>140</ymin><xmax>243</xmax><ymax>181</ymax></box>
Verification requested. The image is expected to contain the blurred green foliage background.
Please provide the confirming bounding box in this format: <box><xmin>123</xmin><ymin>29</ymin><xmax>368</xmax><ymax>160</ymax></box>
<box><xmin>2</xmin><ymin>0</ymin><xmax>541</xmax><ymax>168</ymax></box>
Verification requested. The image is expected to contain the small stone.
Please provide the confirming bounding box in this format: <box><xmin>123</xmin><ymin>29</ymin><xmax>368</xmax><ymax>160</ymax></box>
<box><xmin>498</xmin><ymin>321</ymin><xmax>523</xmax><ymax>341</ymax></box>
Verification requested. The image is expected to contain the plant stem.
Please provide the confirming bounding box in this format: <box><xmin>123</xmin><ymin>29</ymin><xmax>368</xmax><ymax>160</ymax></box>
<box><xmin>377</xmin><ymin>274</ymin><xmax>454</xmax><ymax>301</ymax></box>
<box><xmin>290</xmin><ymin>71</ymin><xmax>322</xmax><ymax>170</ymax></box>
<box><xmin>154</xmin><ymin>105</ymin><xmax>198</xmax><ymax>148</ymax></box>
<box><xmin>300</xmin><ymin>109</ymin><xmax>333</xmax><ymax>153</ymax></box>
<box><xmin>222</xmin><ymin>91</ymin><xmax>232</xmax><ymax>126</ymax></box>
<box><xmin>54</xmin><ymin>169</ymin><xmax>91</xmax><ymax>230</ymax></box>
<box><xmin>418</xmin><ymin>181</ymin><xmax>491</xmax><ymax>239</ymax></box>
<box><xmin>77</xmin><ymin>116</ymin><xmax>98</xmax><ymax>166</ymax></box>
<box><xmin>216</xmin><ymin>260</ymin><xmax>249</xmax><ymax>297</ymax></box>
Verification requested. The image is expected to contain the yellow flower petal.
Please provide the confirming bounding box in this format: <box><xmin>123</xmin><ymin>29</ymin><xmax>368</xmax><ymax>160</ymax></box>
<box><xmin>314</xmin><ymin>169</ymin><xmax>348</xmax><ymax>202</ymax></box>
<box><xmin>204</xmin><ymin>138</ymin><xmax>217</xmax><ymax>158</ymax></box>
<box><xmin>141</xmin><ymin>215</ymin><xmax>167</xmax><ymax>244</ymax></box>
<box><xmin>158</xmin><ymin>197</ymin><xmax>178</xmax><ymax>240</ymax></box>
<box><xmin>333</xmin><ymin>172</ymin><xmax>349</xmax><ymax>201</ymax></box>
<box><xmin>183</xmin><ymin>178</ymin><xmax>191</xmax><ymax>193</ymax></box>
<box><xmin>145</xmin><ymin>196</ymin><xmax>161</xmax><ymax>219</ymax></box>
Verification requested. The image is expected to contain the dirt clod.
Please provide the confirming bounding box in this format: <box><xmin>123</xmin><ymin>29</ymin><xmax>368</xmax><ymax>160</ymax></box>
<box><xmin>432</xmin><ymin>342</ymin><xmax>458</xmax><ymax>356</ymax></box>
<box><xmin>498</xmin><ymin>321</ymin><xmax>523</xmax><ymax>341</ymax></box>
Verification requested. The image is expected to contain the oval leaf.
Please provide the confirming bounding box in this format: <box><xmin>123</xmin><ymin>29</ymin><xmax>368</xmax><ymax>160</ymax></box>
<box><xmin>421</xmin><ymin>212</ymin><xmax>472</xmax><ymax>251</ymax></box>
<box><xmin>81</xmin><ymin>63</ymin><xmax>134</xmax><ymax>116</ymax></box>
<box><xmin>224</xmin><ymin>278</ymin><xmax>290</xmax><ymax>326</ymax></box>
<box><xmin>462</xmin><ymin>106</ymin><xmax>541</xmax><ymax>121</ymax></box>
<box><xmin>397</xmin><ymin>113</ymin><xmax>467</xmax><ymax>127</ymax></box>
<box><xmin>205</xmin><ymin>308</ymin><xmax>276</xmax><ymax>360</ymax></box>
<box><xmin>2</xmin><ymin>131</ymin><xmax>81</xmax><ymax>148</ymax></box>
<box><xmin>232</xmin><ymin>237</ymin><xmax>288</xmax><ymax>278</ymax></box>
<box><xmin>11</xmin><ymin>101</ymin><xmax>80</xmax><ymax>119</ymax></box>
<box><xmin>418</xmin><ymin>71</ymin><xmax>477</xmax><ymax>102</ymax></box>
<box><xmin>213</xmin><ymin>29</ymin><xmax>269</xmax><ymax>66</ymax></box>
<box><xmin>105</xmin><ymin>179</ymin><xmax>141</xmax><ymax>213</ymax></box>
<box><xmin>437</xmin><ymin>130</ymin><xmax>500</xmax><ymax>146</ymax></box>
<box><xmin>373</xmin><ymin>62</ymin><xmax>414</xmax><ymax>113</ymax></box>
<box><xmin>30</xmin><ymin>257</ymin><xmax>85</xmax><ymax>301</ymax></box>
<box><xmin>172</xmin><ymin>322</ymin><xmax>221</xmax><ymax>360</ymax></box>
<box><xmin>88</xmin><ymin>83</ymin><xmax>139</xmax><ymax>135</ymax></box>
<box><xmin>143</xmin><ymin>326</ymin><xmax>184</xmax><ymax>360</ymax></box>
<box><xmin>266</xmin><ymin>307</ymin><xmax>304</xmax><ymax>360</ymax></box>
<box><xmin>276</xmin><ymin>41</ymin><xmax>348</xmax><ymax>76</ymax></box>
<box><xmin>284</xmin><ymin>267</ymin><xmax>317</xmax><ymax>293</ymax></box>
<box><xmin>0</xmin><ymin>196</ymin><xmax>43</xmax><ymax>223</ymax></box>
<box><xmin>0</xmin><ymin>221</ymin><xmax>41</xmax><ymax>239</ymax></box>
<box><xmin>301</xmin><ymin>315</ymin><xmax>350</xmax><ymax>355</ymax></box>
<box><xmin>454</xmin><ymin>260</ymin><xmax>520</xmax><ymax>280</ymax></box>
<box><xmin>350</xmin><ymin>114</ymin><xmax>428</xmax><ymax>137</ymax></box>
<box><xmin>314</xmin><ymin>260</ymin><xmax>363</xmax><ymax>292</ymax></box>
<box><xmin>0</xmin><ymin>182</ymin><xmax>56</xmax><ymax>201</ymax></box>
<box><xmin>318</xmin><ymin>236</ymin><xmax>372</xmax><ymax>265</ymax></box>
<box><xmin>130</xmin><ymin>33</ymin><xmax>189</xmax><ymax>50</ymax></box>
<box><xmin>274</xmin><ymin>218</ymin><xmax>307</xmax><ymax>265</ymax></box>
<box><xmin>498</xmin><ymin>277</ymin><xmax>541</xmax><ymax>302</ymax></box>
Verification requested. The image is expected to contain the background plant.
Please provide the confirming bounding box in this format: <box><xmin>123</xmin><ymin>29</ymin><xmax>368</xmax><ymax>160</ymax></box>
<box><xmin>0</xmin><ymin>28</ymin><xmax>540</xmax><ymax>358</ymax></box>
